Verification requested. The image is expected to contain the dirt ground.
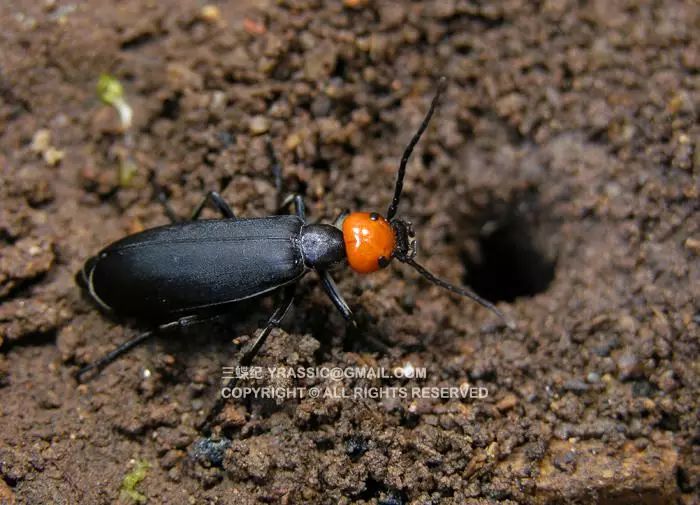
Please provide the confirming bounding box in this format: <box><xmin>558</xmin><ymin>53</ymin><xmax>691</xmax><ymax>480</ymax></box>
<box><xmin>1</xmin><ymin>0</ymin><xmax>698</xmax><ymax>503</ymax></box>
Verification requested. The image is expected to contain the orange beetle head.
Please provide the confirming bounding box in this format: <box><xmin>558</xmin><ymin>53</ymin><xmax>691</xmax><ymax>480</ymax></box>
<box><xmin>341</xmin><ymin>212</ymin><xmax>416</xmax><ymax>274</ymax></box>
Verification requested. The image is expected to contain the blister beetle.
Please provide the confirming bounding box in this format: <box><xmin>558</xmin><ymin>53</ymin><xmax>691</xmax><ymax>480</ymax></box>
<box><xmin>76</xmin><ymin>78</ymin><xmax>511</xmax><ymax>428</ymax></box>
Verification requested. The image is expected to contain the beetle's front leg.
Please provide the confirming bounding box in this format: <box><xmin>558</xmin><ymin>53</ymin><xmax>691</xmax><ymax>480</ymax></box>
<box><xmin>332</xmin><ymin>209</ymin><xmax>350</xmax><ymax>228</ymax></box>
<box><xmin>318</xmin><ymin>271</ymin><xmax>390</xmax><ymax>353</ymax></box>
<box><xmin>319</xmin><ymin>270</ymin><xmax>357</xmax><ymax>328</ymax></box>
<box><xmin>277</xmin><ymin>193</ymin><xmax>306</xmax><ymax>221</ymax></box>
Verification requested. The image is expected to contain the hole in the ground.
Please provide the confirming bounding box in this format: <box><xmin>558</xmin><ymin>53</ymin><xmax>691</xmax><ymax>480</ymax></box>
<box><xmin>160</xmin><ymin>92</ymin><xmax>181</xmax><ymax>120</ymax></box>
<box><xmin>461</xmin><ymin>191</ymin><xmax>557</xmax><ymax>303</ymax></box>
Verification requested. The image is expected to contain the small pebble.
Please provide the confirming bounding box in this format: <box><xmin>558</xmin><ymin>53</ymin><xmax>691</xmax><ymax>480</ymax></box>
<box><xmin>345</xmin><ymin>435</ymin><xmax>368</xmax><ymax>459</ymax></box>
<box><xmin>249</xmin><ymin>115</ymin><xmax>270</xmax><ymax>135</ymax></box>
<box><xmin>496</xmin><ymin>393</ymin><xmax>519</xmax><ymax>411</ymax></box>
<box><xmin>684</xmin><ymin>237</ymin><xmax>700</xmax><ymax>255</ymax></box>
<box><xmin>657</xmin><ymin>370</ymin><xmax>678</xmax><ymax>392</ymax></box>
<box><xmin>563</xmin><ymin>379</ymin><xmax>589</xmax><ymax>393</ymax></box>
<box><xmin>43</xmin><ymin>147</ymin><xmax>64</xmax><ymax>166</ymax></box>
<box><xmin>616</xmin><ymin>352</ymin><xmax>642</xmax><ymax>381</ymax></box>
<box><xmin>190</xmin><ymin>437</ymin><xmax>231</xmax><ymax>467</ymax></box>
<box><xmin>632</xmin><ymin>380</ymin><xmax>655</xmax><ymax>398</ymax></box>
<box><xmin>586</xmin><ymin>372</ymin><xmax>600</xmax><ymax>383</ymax></box>
<box><xmin>31</xmin><ymin>129</ymin><xmax>51</xmax><ymax>152</ymax></box>
<box><xmin>200</xmin><ymin>5</ymin><xmax>220</xmax><ymax>23</ymax></box>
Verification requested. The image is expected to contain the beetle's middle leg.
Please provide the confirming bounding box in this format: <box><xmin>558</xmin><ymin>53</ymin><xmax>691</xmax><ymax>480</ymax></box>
<box><xmin>190</xmin><ymin>191</ymin><xmax>235</xmax><ymax>220</ymax></box>
<box><xmin>266</xmin><ymin>137</ymin><xmax>307</xmax><ymax>221</ymax></box>
<box><xmin>153</xmin><ymin>184</ymin><xmax>235</xmax><ymax>223</ymax></box>
<box><xmin>266</xmin><ymin>137</ymin><xmax>284</xmax><ymax>209</ymax></box>
<box><xmin>201</xmin><ymin>285</ymin><xmax>296</xmax><ymax>432</ymax></box>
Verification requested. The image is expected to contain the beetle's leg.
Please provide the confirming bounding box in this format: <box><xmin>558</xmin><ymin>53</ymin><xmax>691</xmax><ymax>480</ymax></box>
<box><xmin>319</xmin><ymin>271</ymin><xmax>391</xmax><ymax>353</ymax></box>
<box><xmin>152</xmin><ymin>183</ymin><xmax>234</xmax><ymax>222</ymax></box>
<box><xmin>191</xmin><ymin>191</ymin><xmax>236</xmax><ymax>220</ymax></box>
<box><xmin>153</xmin><ymin>182</ymin><xmax>180</xmax><ymax>223</ymax></box>
<box><xmin>75</xmin><ymin>328</ymin><xmax>155</xmax><ymax>381</ymax></box>
<box><xmin>332</xmin><ymin>209</ymin><xmax>350</xmax><ymax>228</ymax></box>
<box><xmin>75</xmin><ymin>314</ymin><xmax>212</xmax><ymax>381</ymax></box>
<box><xmin>201</xmin><ymin>286</ymin><xmax>296</xmax><ymax>433</ymax></box>
<box><xmin>266</xmin><ymin>137</ymin><xmax>283</xmax><ymax>208</ymax></box>
<box><xmin>266</xmin><ymin>136</ymin><xmax>306</xmax><ymax>221</ymax></box>
<box><xmin>319</xmin><ymin>270</ymin><xmax>358</xmax><ymax>328</ymax></box>
<box><xmin>278</xmin><ymin>193</ymin><xmax>306</xmax><ymax>220</ymax></box>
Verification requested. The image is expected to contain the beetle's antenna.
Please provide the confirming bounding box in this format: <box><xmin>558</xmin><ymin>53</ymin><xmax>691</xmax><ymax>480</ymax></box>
<box><xmin>403</xmin><ymin>258</ymin><xmax>516</xmax><ymax>329</ymax></box>
<box><xmin>386</xmin><ymin>76</ymin><xmax>447</xmax><ymax>221</ymax></box>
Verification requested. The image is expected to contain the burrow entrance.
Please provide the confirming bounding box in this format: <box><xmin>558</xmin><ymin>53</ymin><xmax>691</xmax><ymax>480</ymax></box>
<box><xmin>460</xmin><ymin>189</ymin><xmax>558</xmax><ymax>303</ymax></box>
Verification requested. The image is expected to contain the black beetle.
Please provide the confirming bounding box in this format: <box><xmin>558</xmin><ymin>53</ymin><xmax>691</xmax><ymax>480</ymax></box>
<box><xmin>75</xmin><ymin>78</ymin><xmax>510</xmax><ymax>428</ymax></box>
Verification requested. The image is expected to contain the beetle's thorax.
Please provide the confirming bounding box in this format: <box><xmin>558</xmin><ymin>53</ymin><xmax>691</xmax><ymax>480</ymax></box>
<box><xmin>300</xmin><ymin>224</ymin><xmax>346</xmax><ymax>270</ymax></box>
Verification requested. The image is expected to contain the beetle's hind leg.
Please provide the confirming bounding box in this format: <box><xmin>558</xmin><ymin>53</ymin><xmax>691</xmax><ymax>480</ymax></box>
<box><xmin>75</xmin><ymin>327</ymin><xmax>156</xmax><ymax>381</ymax></box>
<box><xmin>201</xmin><ymin>285</ymin><xmax>295</xmax><ymax>433</ymax></box>
<box><xmin>75</xmin><ymin>314</ymin><xmax>221</xmax><ymax>381</ymax></box>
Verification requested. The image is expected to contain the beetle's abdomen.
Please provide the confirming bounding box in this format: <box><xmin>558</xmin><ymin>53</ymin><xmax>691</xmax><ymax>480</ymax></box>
<box><xmin>84</xmin><ymin>216</ymin><xmax>306</xmax><ymax>318</ymax></box>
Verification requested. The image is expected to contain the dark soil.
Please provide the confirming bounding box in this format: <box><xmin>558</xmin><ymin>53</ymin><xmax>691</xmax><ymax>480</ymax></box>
<box><xmin>1</xmin><ymin>0</ymin><xmax>698</xmax><ymax>504</ymax></box>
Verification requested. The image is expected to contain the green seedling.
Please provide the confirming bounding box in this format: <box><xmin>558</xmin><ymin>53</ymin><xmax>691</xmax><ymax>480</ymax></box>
<box><xmin>120</xmin><ymin>460</ymin><xmax>150</xmax><ymax>504</ymax></box>
<box><xmin>97</xmin><ymin>74</ymin><xmax>133</xmax><ymax>130</ymax></box>
<box><xmin>97</xmin><ymin>73</ymin><xmax>139</xmax><ymax>187</ymax></box>
<box><xmin>119</xmin><ymin>159</ymin><xmax>139</xmax><ymax>187</ymax></box>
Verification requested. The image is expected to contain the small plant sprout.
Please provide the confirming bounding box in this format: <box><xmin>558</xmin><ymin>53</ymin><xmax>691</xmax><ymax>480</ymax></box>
<box><xmin>120</xmin><ymin>460</ymin><xmax>150</xmax><ymax>504</ymax></box>
<box><xmin>118</xmin><ymin>158</ymin><xmax>139</xmax><ymax>187</ymax></box>
<box><xmin>96</xmin><ymin>73</ymin><xmax>139</xmax><ymax>187</ymax></box>
<box><xmin>97</xmin><ymin>74</ymin><xmax>133</xmax><ymax>130</ymax></box>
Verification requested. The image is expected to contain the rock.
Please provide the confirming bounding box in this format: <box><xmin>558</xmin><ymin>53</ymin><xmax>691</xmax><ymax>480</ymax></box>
<box><xmin>496</xmin><ymin>393</ymin><xmax>519</xmax><ymax>412</ymax></box>
<box><xmin>586</xmin><ymin>372</ymin><xmax>600</xmax><ymax>383</ymax></box>
<box><xmin>0</xmin><ymin>479</ymin><xmax>15</xmax><ymax>505</ymax></box>
<box><xmin>220</xmin><ymin>404</ymin><xmax>247</xmax><ymax>429</ymax></box>
<box><xmin>684</xmin><ymin>237</ymin><xmax>700</xmax><ymax>255</ymax></box>
<box><xmin>345</xmin><ymin>435</ymin><xmax>369</xmax><ymax>459</ymax></box>
<box><xmin>657</xmin><ymin>370</ymin><xmax>678</xmax><ymax>393</ymax></box>
<box><xmin>0</xmin><ymin>298</ymin><xmax>62</xmax><ymax>345</ymax></box>
<box><xmin>549</xmin><ymin>394</ymin><xmax>583</xmax><ymax>422</ymax></box>
<box><xmin>0</xmin><ymin>237</ymin><xmax>54</xmax><ymax>299</ymax></box>
<box><xmin>303</xmin><ymin>42</ymin><xmax>337</xmax><ymax>81</ymax></box>
<box><xmin>616</xmin><ymin>351</ymin><xmax>643</xmax><ymax>381</ymax></box>
<box><xmin>249</xmin><ymin>115</ymin><xmax>270</xmax><ymax>135</ymax></box>
<box><xmin>563</xmin><ymin>379</ymin><xmax>590</xmax><ymax>393</ymax></box>
<box><xmin>190</xmin><ymin>437</ymin><xmax>231</xmax><ymax>468</ymax></box>
<box><xmin>199</xmin><ymin>5</ymin><xmax>220</xmax><ymax>23</ymax></box>
<box><xmin>536</xmin><ymin>436</ymin><xmax>678</xmax><ymax>504</ymax></box>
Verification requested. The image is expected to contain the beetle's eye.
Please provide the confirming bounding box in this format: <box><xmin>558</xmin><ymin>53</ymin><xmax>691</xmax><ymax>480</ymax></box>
<box><xmin>342</xmin><ymin>212</ymin><xmax>395</xmax><ymax>273</ymax></box>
